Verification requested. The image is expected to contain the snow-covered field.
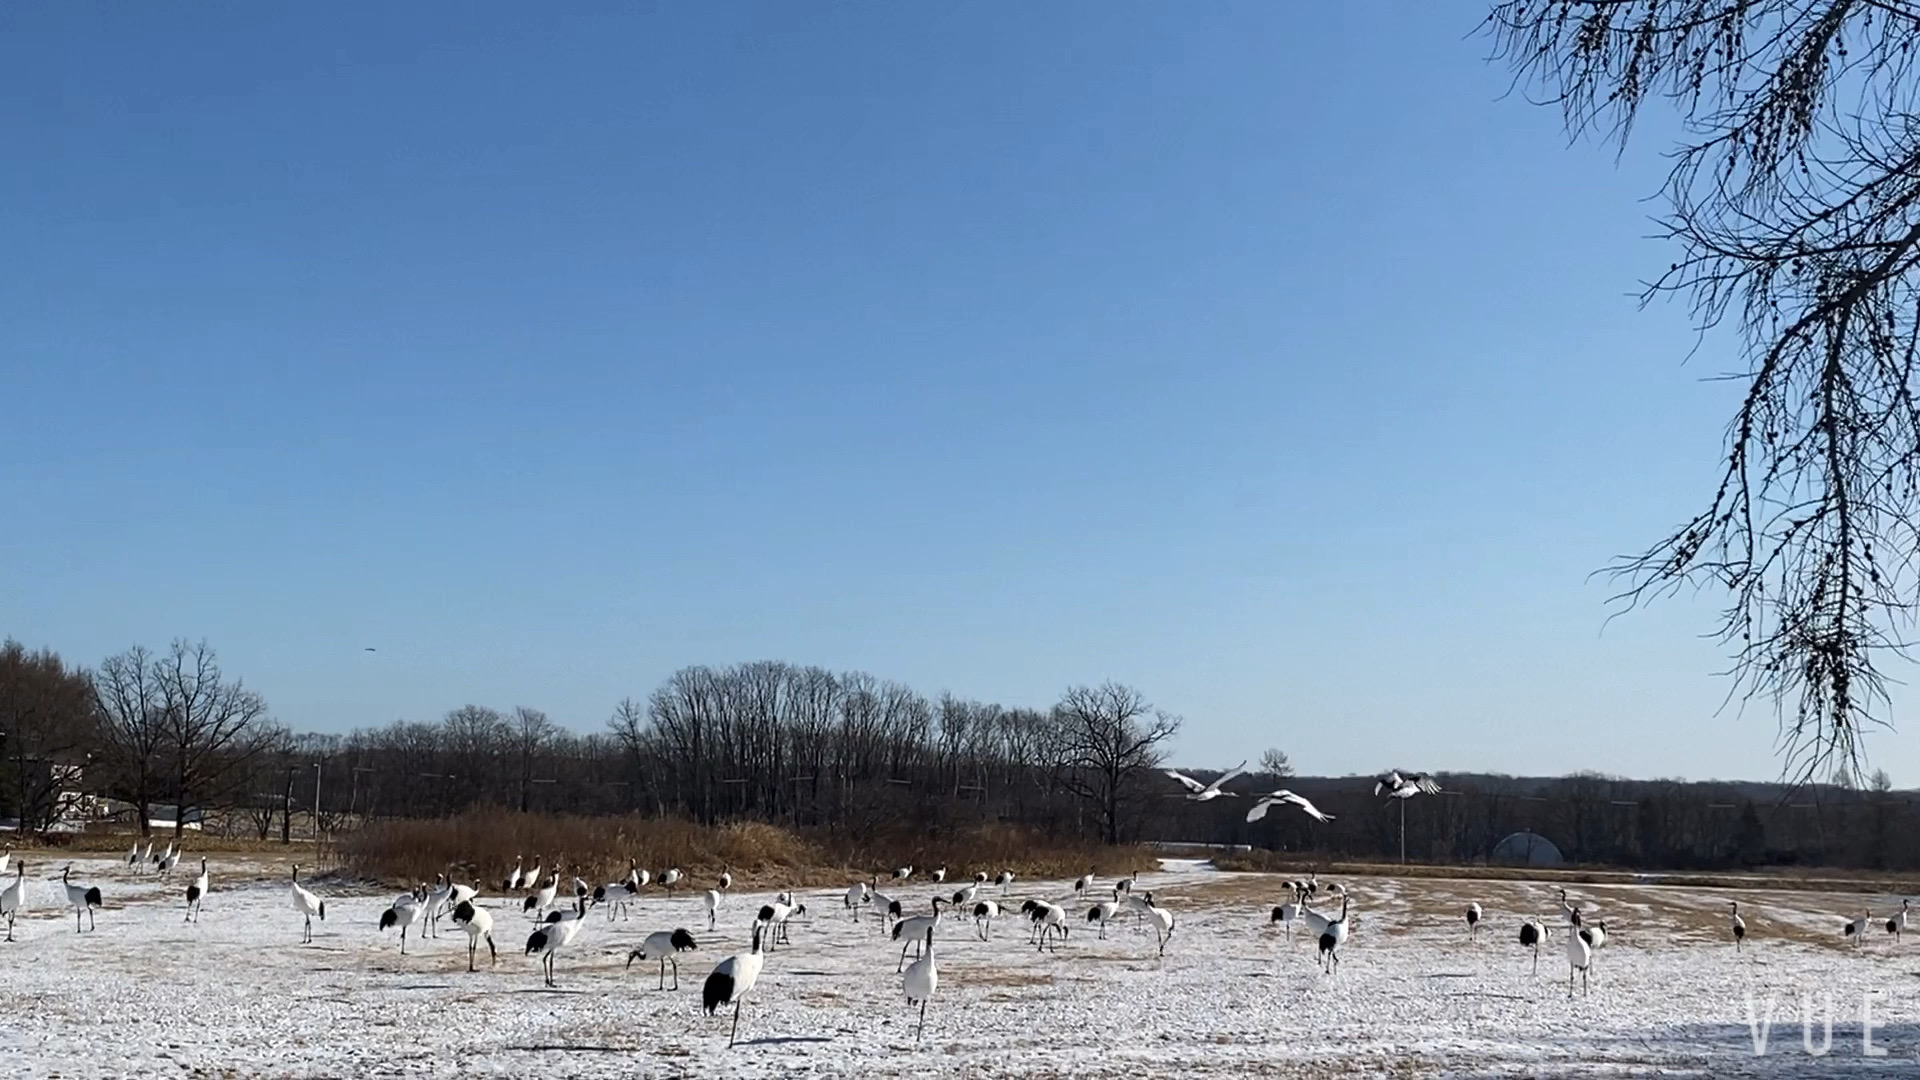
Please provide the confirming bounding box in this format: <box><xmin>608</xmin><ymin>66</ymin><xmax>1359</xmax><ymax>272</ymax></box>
<box><xmin>3</xmin><ymin>854</ymin><xmax>1919</xmax><ymax>1077</ymax></box>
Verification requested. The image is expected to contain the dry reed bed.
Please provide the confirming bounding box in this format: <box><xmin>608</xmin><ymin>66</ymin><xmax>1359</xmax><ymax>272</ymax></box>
<box><xmin>337</xmin><ymin>810</ymin><xmax>1146</xmax><ymax>889</ymax></box>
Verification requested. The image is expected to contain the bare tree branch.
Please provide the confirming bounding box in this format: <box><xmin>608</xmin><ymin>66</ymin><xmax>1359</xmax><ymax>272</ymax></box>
<box><xmin>1489</xmin><ymin>1</ymin><xmax>1920</xmax><ymax>783</ymax></box>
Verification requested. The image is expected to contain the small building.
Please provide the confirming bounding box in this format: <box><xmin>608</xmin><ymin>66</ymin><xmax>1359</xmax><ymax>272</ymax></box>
<box><xmin>0</xmin><ymin>762</ymin><xmax>97</xmax><ymax>834</ymax></box>
<box><xmin>146</xmin><ymin>805</ymin><xmax>204</xmax><ymax>832</ymax></box>
<box><xmin>1490</xmin><ymin>830</ymin><xmax>1564</xmax><ymax>866</ymax></box>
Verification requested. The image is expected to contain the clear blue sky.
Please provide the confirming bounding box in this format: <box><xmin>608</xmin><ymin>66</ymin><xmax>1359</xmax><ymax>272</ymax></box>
<box><xmin>4</xmin><ymin>2</ymin><xmax>1895</xmax><ymax>782</ymax></box>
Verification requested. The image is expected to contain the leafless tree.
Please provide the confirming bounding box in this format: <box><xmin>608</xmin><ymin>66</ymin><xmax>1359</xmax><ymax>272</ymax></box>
<box><xmin>606</xmin><ymin>696</ymin><xmax>656</xmax><ymax>813</ymax></box>
<box><xmin>153</xmin><ymin>640</ymin><xmax>274</xmax><ymax>837</ymax></box>
<box><xmin>1045</xmin><ymin>682</ymin><xmax>1182</xmax><ymax>845</ymax></box>
<box><xmin>1488</xmin><ymin>1</ymin><xmax>1920</xmax><ymax>782</ymax></box>
<box><xmin>511</xmin><ymin>706</ymin><xmax>557</xmax><ymax>812</ymax></box>
<box><xmin>441</xmin><ymin>704</ymin><xmax>508</xmax><ymax>809</ymax></box>
<box><xmin>92</xmin><ymin>644</ymin><xmax>168</xmax><ymax>836</ymax></box>
<box><xmin>238</xmin><ymin>725</ymin><xmax>297</xmax><ymax>842</ymax></box>
<box><xmin>0</xmin><ymin>640</ymin><xmax>99</xmax><ymax>836</ymax></box>
<box><xmin>1260</xmin><ymin>748</ymin><xmax>1295</xmax><ymax>778</ymax></box>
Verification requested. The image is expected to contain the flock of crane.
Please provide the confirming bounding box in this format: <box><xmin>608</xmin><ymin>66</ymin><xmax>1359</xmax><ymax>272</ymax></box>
<box><xmin>0</xmin><ymin>845</ymin><xmax>1181</xmax><ymax>1047</ymax></box>
<box><xmin>22</xmin><ymin>842</ymin><xmax>1909</xmax><ymax>1025</ymax></box>
<box><xmin>4</xmin><ymin>765</ymin><xmax>1917</xmax><ymax>1051</ymax></box>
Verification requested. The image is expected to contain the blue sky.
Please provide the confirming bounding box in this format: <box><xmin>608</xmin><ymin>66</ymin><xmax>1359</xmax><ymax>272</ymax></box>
<box><xmin>3</xmin><ymin>2</ymin><xmax>1891</xmax><ymax>782</ymax></box>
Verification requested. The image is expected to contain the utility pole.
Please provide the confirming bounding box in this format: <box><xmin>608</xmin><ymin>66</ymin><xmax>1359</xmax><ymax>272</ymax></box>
<box><xmin>281</xmin><ymin>765</ymin><xmax>294</xmax><ymax>845</ymax></box>
<box><xmin>313</xmin><ymin>762</ymin><xmax>322</xmax><ymax>841</ymax></box>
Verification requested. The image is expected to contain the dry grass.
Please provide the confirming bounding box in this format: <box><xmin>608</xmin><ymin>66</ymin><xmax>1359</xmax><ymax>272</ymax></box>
<box><xmin>335</xmin><ymin>811</ymin><xmax>1149</xmax><ymax>890</ymax></box>
<box><xmin>339</xmin><ymin>811</ymin><xmax>821</xmax><ymax>887</ymax></box>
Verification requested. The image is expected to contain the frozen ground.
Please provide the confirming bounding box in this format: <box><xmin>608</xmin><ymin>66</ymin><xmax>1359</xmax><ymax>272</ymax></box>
<box><xmin>4</xmin><ymin>854</ymin><xmax>1920</xmax><ymax>1077</ymax></box>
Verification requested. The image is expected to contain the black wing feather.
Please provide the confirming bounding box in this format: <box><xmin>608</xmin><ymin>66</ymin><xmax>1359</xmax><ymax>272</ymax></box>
<box><xmin>702</xmin><ymin>968</ymin><xmax>734</xmax><ymax>1014</ymax></box>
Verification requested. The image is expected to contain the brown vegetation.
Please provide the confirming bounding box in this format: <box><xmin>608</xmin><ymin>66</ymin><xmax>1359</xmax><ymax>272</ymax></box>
<box><xmin>337</xmin><ymin>808</ymin><xmax>1148</xmax><ymax>889</ymax></box>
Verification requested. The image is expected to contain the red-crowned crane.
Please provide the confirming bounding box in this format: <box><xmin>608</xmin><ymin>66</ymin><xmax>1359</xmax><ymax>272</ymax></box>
<box><xmin>702</xmin><ymin>923</ymin><xmax>767</xmax><ymax>1048</ymax></box>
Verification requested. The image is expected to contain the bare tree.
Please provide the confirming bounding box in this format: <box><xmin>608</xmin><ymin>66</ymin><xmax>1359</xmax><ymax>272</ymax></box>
<box><xmin>92</xmin><ymin>644</ymin><xmax>167</xmax><ymax>836</ymax></box>
<box><xmin>237</xmin><ymin>725</ymin><xmax>296</xmax><ymax>841</ymax></box>
<box><xmin>0</xmin><ymin>640</ymin><xmax>98</xmax><ymax>836</ymax></box>
<box><xmin>511</xmin><ymin>706</ymin><xmax>557</xmax><ymax>813</ymax></box>
<box><xmin>152</xmin><ymin>640</ymin><xmax>273</xmax><ymax>837</ymax></box>
<box><xmin>1488</xmin><ymin>2</ymin><xmax>1920</xmax><ymax>782</ymax></box>
<box><xmin>1045</xmin><ymin>683</ymin><xmax>1182</xmax><ymax>844</ymax></box>
<box><xmin>606</xmin><ymin>696</ymin><xmax>655</xmax><ymax>813</ymax></box>
<box><xmin>1259</xmin><ymin>748</ymin><xmax>1295</xmax><ymax>778</ymax></box>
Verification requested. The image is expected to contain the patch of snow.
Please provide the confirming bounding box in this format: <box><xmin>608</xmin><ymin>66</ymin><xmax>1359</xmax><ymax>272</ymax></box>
<box><xmin>1</xmin><ymin>856</ymin><xmax>1915</xmax><ymax>1076</ymax></box>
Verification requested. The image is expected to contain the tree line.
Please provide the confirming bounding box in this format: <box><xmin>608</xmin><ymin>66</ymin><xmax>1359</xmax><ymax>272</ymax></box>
<box><xmin>1168</xmin><ymin>769</ymin><xmax>1920</xmax><ymax>872</ymax></box>
<box><xmin>9</xmin><ymin>636</ymin><xmax>1920</xmax><ymax>871</ymax></box>
<box><xmin>0</xmin><ymin>642</ymin><xmax>1187</xmax><ymax>844</ymax></box>
<box><xmin>325</xmin><ymin>665</ymin><xmax>1186</xmax><ymax>845</ymax></box>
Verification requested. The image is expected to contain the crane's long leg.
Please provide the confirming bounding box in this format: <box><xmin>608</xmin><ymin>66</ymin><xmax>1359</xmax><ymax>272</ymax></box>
<box><xmin>729</xmin><ymin>999</ymin><xmax>742</xmax><ymax>1047</ymax></box>
<box><xmin>917</xmin><ymin>1000</ymin><xmax>927</xmax><ymax>1041</ymax></box>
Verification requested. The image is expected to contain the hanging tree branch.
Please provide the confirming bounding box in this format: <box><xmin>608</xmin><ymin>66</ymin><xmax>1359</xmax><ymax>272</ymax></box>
<box><xmin>1487</xmin><ymin>1</ymin><xmax>1920</xmax><ymax>783</ymax></box>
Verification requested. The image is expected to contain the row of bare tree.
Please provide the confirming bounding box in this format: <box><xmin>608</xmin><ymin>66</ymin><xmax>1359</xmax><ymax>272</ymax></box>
<box><xmin>12</xmin><ymin>636</ymin><xmax>1920</xmax><ymax>870</ymax></box>
<box><xmin>292</xmin><ymin>667</ymin><xmax>1184</xmax><ymax>844</ymax></box>
<box><xmin>1</xmin><ymin>642</ymin><xmax>1190</xmax><ymax>844</ymax></box>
